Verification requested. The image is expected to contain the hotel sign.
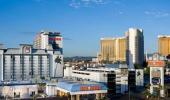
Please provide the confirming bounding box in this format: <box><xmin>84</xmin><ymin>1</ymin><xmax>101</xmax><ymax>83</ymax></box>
<box><xmin>23</xmin><ymin>46</ymin><xmax>31</xmax><ymax>54</ymax></box>
<box><xmin>80</xmin><ymin>85</ymin><xmax>101</xmax><ymax>91</ymax></box>
<box><xmin>152</xmin><ymin>70</ymin><xmax>161</xmax><ymax>77</ymax></box>
<box><xmin>49</xmin><ymin>37</ymin><xmax>62</xmax><ymax>41</ymax></box>
<box><xmin>151</xmin><ymin>69</ymin><xmax>161</xmax><ymax>85</ymax></box>
<box><xmin>148</xmin><ymin>60</ymin><xmax>165</xmax><ymax>67</ymax></box>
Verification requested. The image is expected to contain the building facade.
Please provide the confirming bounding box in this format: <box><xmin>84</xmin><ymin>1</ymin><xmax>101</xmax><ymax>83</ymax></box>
<box><xmin>0</xmin><ymin>44</ymin><xmax>63</xmax><ymax>81</ymax></box>
<box><xmin>64</xmin><ymin>64</ymin><xmax>129</xmax><ymax>95</ymax></box>
<box><xmin>33</xmin><ymin>31</ymin><xmax>63</xmax><ymax>54</ymax></box>
<box><xmin>46</xmin><ymin>79</ymin><xmax>107</xmax><ymax>100</ymax></box>
<box><xmin>0</xmin><ymin>31</ymin><xmax>63</xmax><ymax>81</ymax></box>
<box><xmin>99</xmin><ymin>37</ymin><xmax>126</xmax><ymax>62</ymax></box>
<box><xmin>0</xmin><ymin>82</ymin><xmax>38</xmax><ymax>99</ymax></box>
<box><xmin>148</xmin><ymin>53</ymin><xmax>166</xmax><ymax>97</ymax></box>
<box><xmin>64</xmin><ymin>63</ymin><xmax>144</xmax><ymax>98</ymax></box>
<box><xmin>126</xmin><ymin>28</ymin><xmax>144</xmax><ymax>67</ymax></box>
<box><xmin>158</xmin><ymin>35</ymin><xmax>170</xmax><ymax>57</ymax></box>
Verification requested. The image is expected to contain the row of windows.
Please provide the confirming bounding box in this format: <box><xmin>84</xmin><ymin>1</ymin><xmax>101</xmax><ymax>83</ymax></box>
<box><xmin>4</xmin><ymin>69</ymin><xmax>50</xmax><ymax>75</ymax></box>
<box><xmin>4</xmin><ymin>75</ymin><xmax>49</xmax><ymax>79</ymax></box>
<box><xmin>72</xmin><ymin>71</ymin><xmax>90</xmax><ymax>75</ymax></box>
<box><xmin>4</xmin><ymin>58</ymin><xmax>49</xmax><ymax>62</ymax></box>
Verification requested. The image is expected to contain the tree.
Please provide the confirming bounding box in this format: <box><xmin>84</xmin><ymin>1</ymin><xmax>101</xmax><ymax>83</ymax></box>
<box><xmin>38</xmin><ymin>83</ymin><xmax>46</xmax><ymax>93</ymax></box>
<box><xmin>134</xmin><ymin>63</ymin><xmax>142</xmax><ymax>69</ymax></box>
<box><xmin>143</xmin><ymin>84</ymin><xmax>151</xmax><ymax>99</ymax></box>
<box><xmin>143</xmin><ymin>89</ymin><xmax>151</xmax><ymax>99</ymax></box>
<box><xmin>144</xmin><ymin>67</ymin><xmax>150</xmax><ymax>75</ymax></box>
<box><xmin>55</xmin><ymin>56</ymin><xmax>62</xmax><ymax>64</ymax></box>
<box><xmin>167</xmin><ymin>61</ymin><xmax>170</xmax><ymax>68</ymax></box>
<box><xmin>100</xmin><ymin>96</ymin><xmax>107</xmax><ymax>100</ymax></box>
<box><xmin>166</xmin><ymin>54</ymin><xmax>170</xmax><ymax>59</ymax></box>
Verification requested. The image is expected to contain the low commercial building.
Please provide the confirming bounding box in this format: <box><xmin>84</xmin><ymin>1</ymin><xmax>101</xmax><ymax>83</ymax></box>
<box><xmin>46</xmin><ymin>79</ymin><xmax>107</xmax><ymax>100</ymax></box>
<box><xmin>57</xmin><ymin>80</ymin><xmax>107</xmax><ymax>100</ymax></box>
<box><xmin>0</xmin><ymin>82</ymin><xmax>38</xmax><ymax>99</ymax></box>
<box><xmin>46</xmin><ymin>82</ymin><xmax>57</xmax><ymax>96</ymax></box>
<box><xmin>64</xmin><ymin>63</ymin><xmax>144</xmax><ymax>96</ymax></box>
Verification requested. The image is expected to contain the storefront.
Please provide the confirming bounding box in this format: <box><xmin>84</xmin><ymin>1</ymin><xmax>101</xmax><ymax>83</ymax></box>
<box><xmin>0</xmin><ymin>82</ymin><xmax>38</xmax><ymax>99</ymax></box>
<box><xmin>55</xmin><ymin>80</ymin><xmax>107</xmax><ymax>100</ymax></box>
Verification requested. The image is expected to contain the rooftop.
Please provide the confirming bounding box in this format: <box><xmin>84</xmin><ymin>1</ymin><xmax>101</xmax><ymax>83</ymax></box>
<box><xmin>101</xmin><ymin>37</ymin><xmax>126</xmax><ymax>40</ymax></box>
<box><xmin>56</xmin><ymin>79</ymin><xmax>107</xmax><ymax>93</ymax></box>
<box><xmin>0</xmin><ymin>81</ymin><xmax>36</xmax><ymax>86</ymax></box>
<box><xmin>158</xmin><ymin>35</ymin><xmax>170</xmax><ymax>38</ymax></box>
<box><xmin>40</xmin><ymin>31</ymin><xmax>61</xmax><ymax>36</ymax></box>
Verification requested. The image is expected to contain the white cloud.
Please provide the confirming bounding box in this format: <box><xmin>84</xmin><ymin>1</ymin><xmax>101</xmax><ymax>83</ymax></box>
<box><xmin>69</xmin><ymin>0</ymin><xmax>125</xmax><ymax>16</ymax></box>
<box><xmin>92</xmin><ymin>0</ymin><xmax>108</xmax><ymax>4</ymax></box>
<box><xmin>69</xmin><ymin>0</ymin><xmax>110</xmax><ymax>8</ymax></box>
<box><xmin>69</xmin><ymin>1</ymin><xmax>81</xmax><ymax>8</ymax></box>
<box><xmin>144</xmin><ymin>10</ymin><xmax>170</xmax><ymax>18</ymax></box>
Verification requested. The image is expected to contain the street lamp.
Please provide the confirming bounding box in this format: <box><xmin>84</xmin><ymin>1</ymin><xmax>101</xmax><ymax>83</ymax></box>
<box><xmin>129</xmin><ymin>85</ymin><xmax>130</xmax><ymax>100</ymax></box>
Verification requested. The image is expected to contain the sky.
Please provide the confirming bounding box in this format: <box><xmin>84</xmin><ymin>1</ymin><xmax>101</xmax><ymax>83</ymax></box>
<box><xmin>0</xmin><ymin>0</ymin><xmax>170</xmax><ymax>57</ymax></box>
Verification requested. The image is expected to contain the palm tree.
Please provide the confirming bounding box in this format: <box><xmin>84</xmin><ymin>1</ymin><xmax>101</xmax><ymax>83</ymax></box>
<box><xmin>38</xmin><ymin>83</ymin><xmax>46</xmax><ymax>93</ymax></box>
<box><xmin>55</xmin><ymin>56</ymin><xmax>62</xmax><ymax>64</ymax></box>
<box><xmin>143</xmin><ymin>88</ymin><xmax>151</xmax><ymax>99</ymax></box>
<box><xmin>143</xmin><ymin>83</ymin><xmax>151</xmax><ymax>99</ymax></box>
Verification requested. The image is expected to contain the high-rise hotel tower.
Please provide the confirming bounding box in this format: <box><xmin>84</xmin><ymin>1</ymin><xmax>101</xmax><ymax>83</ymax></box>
<box><xmin>0</xmin><ymin>31</ymin><xmax>63</xmax><ymax>81</ymax></box>
<box><xmin>33</xmin><ymin>31</ymin><xmax>63</xmax><ymax>53</ymax></box>
<box><xmin>158</xmin><ymin>35</ymin><xmax>170</xmax><ymax>57</ymax></box>
<box><xmin>99</xmin><ymin>37</ymin><xmax>126</xmax><ymax>62</ymax></box>
<box><xmin>126</xmin><ymin>28</ymin><xmax>144</xmax><ymax>67</ymax></box>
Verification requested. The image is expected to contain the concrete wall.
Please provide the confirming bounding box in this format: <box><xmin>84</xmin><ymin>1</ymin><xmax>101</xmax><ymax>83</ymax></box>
<box><xmin>0</xmin><ymin>84</ymin><xmax>38</xmax><ymax>98</ymax></box>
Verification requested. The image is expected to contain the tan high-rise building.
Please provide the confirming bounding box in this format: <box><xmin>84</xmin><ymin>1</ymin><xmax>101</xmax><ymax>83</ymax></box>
<box><xmin>99</xmin><ymin>37</ymin><xmax>126</xmax><ymax>62</ymax></box>
<box><xmin>158</xmin><ymin>35</ymin><xmax>170</xmax><ymax>56</ymax></box>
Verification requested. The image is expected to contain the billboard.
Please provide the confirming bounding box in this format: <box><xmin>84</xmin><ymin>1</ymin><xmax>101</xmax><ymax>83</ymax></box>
<box><xmin>54</xmin><ymin>55</ymin><xmax>63</xmax><ymax>77</ymax></box>
<box><xmin>148</xmin><ymin>60</ymin><xmax>165</xmax><ymax>67</ymax></box>
<box><xmin>48</xmin><ymin>37</ymin><xmax>63</xmax><ymax>50</ymax></box>
<box><xmin>22</xmin><ymin>46</ymin><xmax>31</xmax><ymax>54</ymax></box>
<box><xmin>80</xmin><ymin>85</ymin><xmax>101</xmax><ymax>91</ymax></box>
<box><xmin>136</xmin><ymin>69</ymin><xmax>144</xmax><ymax>86</ymax></box>
<box><xmin>151</xmin><ymin>69</ymin><xmax>161</xmax><ymax>85</ymax></box>
<box><xmin>152</xmin><ymin>77</ymin><xmax>160</xmax><ymax>85</ymax></box>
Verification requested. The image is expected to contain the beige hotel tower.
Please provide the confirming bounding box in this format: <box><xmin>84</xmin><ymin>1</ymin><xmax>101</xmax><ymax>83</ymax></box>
<box><xmin>99</xmin><ymin>37</ymin><xmax>126</xmax><ymax>62</ymax></box>
<box><xmin>158</xmin><ymin>35</ymin><xmax>170</xmax><ymax>57</ymax></box>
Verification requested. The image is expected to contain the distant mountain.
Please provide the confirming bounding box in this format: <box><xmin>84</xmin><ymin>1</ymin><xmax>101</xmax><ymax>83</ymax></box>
<box><xmin>64</xmin><ymin>56</ymin><xmax>96</xmax><ymax>62</ymax></box>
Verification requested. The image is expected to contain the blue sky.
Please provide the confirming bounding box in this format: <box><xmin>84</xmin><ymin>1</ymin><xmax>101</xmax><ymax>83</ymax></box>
<box><xmin>0</xmin><ymin>0</ymin><xmax>170</xmax><ymax>56</ymax></box>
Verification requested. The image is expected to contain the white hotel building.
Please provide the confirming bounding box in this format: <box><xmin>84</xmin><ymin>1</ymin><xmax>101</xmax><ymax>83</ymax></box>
<box><xmin>0</xmin><ymin>31</ymin><xmax>64</xmax><ymax>81</ymax></box>
<box><xmin>126</xmin><ymin>28</ymin><xmax>144</xmax><ymax>68</ymax></box>
<box><xmin>64</xmin><ymin>64</ymin><xmax>144</xmax><ymax>95</ymax></box>
<box><xmin>64</xmin><ymin>64</ymin><xmax>129</xmax><ymax>95</ymax></box>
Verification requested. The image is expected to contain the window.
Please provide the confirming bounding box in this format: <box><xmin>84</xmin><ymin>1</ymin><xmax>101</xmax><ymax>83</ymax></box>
<box><xmin>30</xmin><ymin>91</ymin><xmax>35</xmax><ymax>97</ymax></box>
<box><xmin>14</xmin><ymin>92</ymin><xmax>16</xmax><ymax>97</ymax></box>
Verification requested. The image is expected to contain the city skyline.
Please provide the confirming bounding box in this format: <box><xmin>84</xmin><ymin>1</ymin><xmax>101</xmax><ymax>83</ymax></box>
<box><xmin>1</xmin><ymin>0</ymin><xmax>170</xmax><ymax>56</ymax></box>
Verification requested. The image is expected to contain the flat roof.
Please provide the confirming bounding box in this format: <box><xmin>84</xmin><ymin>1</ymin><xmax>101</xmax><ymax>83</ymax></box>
<box><xmin>158</xmin><ymin>35</ymin><xmax>170</xmax><ymax>38</ymax></box>
<box><xmin>0</xmin><ymin>81</ymin><xmax>37</xmax><ymax>86</ymax></box>
<box><xmin>71</xmin><ymin>64</ymin><xmax>128</xmax><ymax>73</ymax></box>
<box><xmin>56</xmin><ymin>79</ymin><xmax>107</xmax><ymax>94</ymax></box>
<box><xmin>100</xmin><ymin>37</ymin><xmax>126</xmax><ymax>40</ymax></box>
